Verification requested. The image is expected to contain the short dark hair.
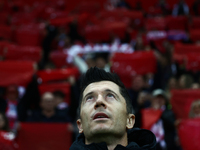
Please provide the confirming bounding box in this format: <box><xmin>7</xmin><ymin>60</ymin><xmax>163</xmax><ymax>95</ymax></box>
<box><xmin>52</xmin><ymin>90</ymin><xmax>65</xmax><ymax>99</ymax></box>
<box><xmin>78</xmin><ymin>67</ymin><xmax>133</xmax><ymax>118</ymax></box>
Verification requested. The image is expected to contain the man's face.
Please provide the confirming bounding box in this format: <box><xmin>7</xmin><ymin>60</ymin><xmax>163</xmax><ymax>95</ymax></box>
<box><xmin>152</xmin><ymin>95</ymin><xmax>166</xmax><ymax>109</ymax></box>
<box><xmin>77</xmin><ymin>81</ymin><xmax>135</xmax><ymax>141</ymax></box>
<box><xmin>40</xmin><ymin>92</ymin><xmax>56</xmax><ymax>111</ymax></box>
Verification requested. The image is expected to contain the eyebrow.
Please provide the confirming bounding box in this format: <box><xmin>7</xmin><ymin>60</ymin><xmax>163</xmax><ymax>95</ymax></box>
<box><xmin>83</xmin><ymin>92</ymin><xmax>94</xmax><ymax>101</ymax></box>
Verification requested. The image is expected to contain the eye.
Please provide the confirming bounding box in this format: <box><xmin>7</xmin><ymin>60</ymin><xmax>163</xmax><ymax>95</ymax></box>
<box><xmin>106</xmin><ymin>93</ymin><xmax>115</xmax><ymax>99</ymax></box>
<box><xmin>86</xmin><ymin>96</ymin><xmax>94</xmax><ymax>101</ymax></box>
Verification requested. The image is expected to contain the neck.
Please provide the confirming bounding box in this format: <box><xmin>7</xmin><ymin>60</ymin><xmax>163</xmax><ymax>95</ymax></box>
<box><xmin>85</xmin><ymin>132</ymin><xmax>128</xmax><ymax>150</ymax></box>
<box><xmin>42</xmin><ymin>109</ymin><xmax>55</xmax><ymax>118</ymax></box>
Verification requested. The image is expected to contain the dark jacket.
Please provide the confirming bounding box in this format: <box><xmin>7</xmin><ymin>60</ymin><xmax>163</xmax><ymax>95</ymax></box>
<box><xmin>70</xmin><ymin>128</ymin><xmax>156</xmax><ymax>150</ymax></box>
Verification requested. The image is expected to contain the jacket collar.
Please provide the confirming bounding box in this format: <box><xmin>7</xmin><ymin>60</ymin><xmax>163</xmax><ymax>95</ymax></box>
<box><xmin>70</xmin><ymin>128</ymin><xmax>156</xmax><ymax>150</ymax></box>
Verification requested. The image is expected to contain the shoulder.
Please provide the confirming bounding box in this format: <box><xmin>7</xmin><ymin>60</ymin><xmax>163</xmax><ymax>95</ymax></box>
<box><xmin>128</xmin><ymin>128</ymin><xmax>156</xmax><ymax>150</ymax></box>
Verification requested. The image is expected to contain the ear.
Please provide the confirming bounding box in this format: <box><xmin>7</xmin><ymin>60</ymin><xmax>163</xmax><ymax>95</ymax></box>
<box><xmin>77</xmin><ymin>119</ymin><xmax>83</xmax><ymax>133</ymax></box>
<box><xmin>126</xmin><ymin>114</ymin><xmax>135</xmax><ymax>129</ymax></box>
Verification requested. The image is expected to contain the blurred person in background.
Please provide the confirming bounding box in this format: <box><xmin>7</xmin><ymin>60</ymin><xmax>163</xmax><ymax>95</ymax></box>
<box><xmin>192</xmin><ymin>0</ymin><xmax>200</xmax><ymax>16</ymax></box>
<box><xmin>165</xmin><ymin>77</ymin><xmax>178</xmax><ymax>99</ymax></box>
<box><xmin>27</xmin><ymin>92</ymin><xmax>70</xmax><ymax>123</ymax></box>
<box><xmin>0</xmin><ymin>113</ymin><xmax>10</xmax><ymax>132</ymax></box>
<box><xmin>178</xmin><ymin>74</ymin><xmax>194</xmax><ymax>89</ymax></box>
<box><xmin>53</xmin><ymin>90</ymin><xmax>68</xmax><ymax>110</ymax></box>
<box><xmin>172</xmin><ymin>0</ymin><xmax>189</xmax><ymax>16</ymax></box>
<box><xmin>94</xmin><ymin>52</ymin><xmax>110</xmax><ymax>72</ymax></box>
<box><xmin>0</xmin><ymin>112</ymin><xmax>16</xmax><ymax>150</ymax></box>
<box><xmin>155</xmin><ymin>0</ymin><xmax>170</xmax><ymax>16</ymax></box>
<box><xmin>128</xmin><ymin>75</ymin><xmax>146</xmax><ymax>127</ymax></box>
<box><xmin>189</xmin><ymin>99</ymin><xmax>200</xmax><ymax>118</ymax></box>
<box><xmin>150</xmin><ymin>89</ymin><xmax>178</xmax><ymax>150</ymax></box>
<box><xmin>0</xmin><ymin>85</ymin><xmax>19</xmax><ymax>131</ymax></box>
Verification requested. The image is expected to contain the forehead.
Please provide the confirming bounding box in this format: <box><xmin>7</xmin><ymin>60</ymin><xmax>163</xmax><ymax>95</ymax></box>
<box><xmin>42</xmin><ymin>93</ymin><xmax>54</xmax><ymax>100</ymax></box>
<box><xmin>83</xmin><ymin>81</ymin><xmax>120</xmax><ymax>96</ymax></box>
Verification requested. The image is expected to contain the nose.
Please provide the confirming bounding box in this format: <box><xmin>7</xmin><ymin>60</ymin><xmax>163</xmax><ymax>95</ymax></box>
<box><xmin>94</xmin><ymin>94</ymin><xmax>106</xmax><ymax>109</ymax></box>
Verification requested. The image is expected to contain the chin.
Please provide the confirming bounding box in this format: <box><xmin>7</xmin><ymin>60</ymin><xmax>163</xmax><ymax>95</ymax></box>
<box><xmin>92</xmin><ymin>125</ymin><xmax>111</xmax><ymax>134</ymax></box>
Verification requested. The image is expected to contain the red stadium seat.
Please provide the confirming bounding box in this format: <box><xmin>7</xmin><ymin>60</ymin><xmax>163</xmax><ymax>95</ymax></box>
<box><xmin>189</xmin><ymin>17</ymin><xmax>200</xmax><ymax>29</ymax></box>
<box><xmin>185</xmin><ymin>53</ymin><xmax>200</xmax><ymax>72</ymax></box>
<box><xmin>170</xmin><ymin>89</ymin><xmax>200</xmax><ymax>119</ymax></box>
<box><xmin>178</xmin><ymin>118</ymin><xmax>200</xmax><ymax>150</ymax></box>
<box><xmin>174</xmin><ymin>43</ymin><xmax>200</xmax><ymax>54</ymax></box>
<box><xmin>166</xmin><ymin>16</ymin><xmax>187</xmax><ymax>30</ymax></box>
<box><xmin>173</xmin><ymin>43</ymin><xmax>200</xmax><ymax>70</ymax></box>
<box><xmin>0</xmin><ymin>25</ymin><xmax>13</xmax><ymax>40</ymax></box>
<box><xmin>84</xmin><ymin>25</ymin><xmax>110</xmax><ymax>42</ymax></box>
<box><xmin>98</xmin><ymin>9</ymin><xmax>143</xmax><ymax>28</ymax></box>
<box><xmin>18</xmin><ymin>123</ymin><xmax>72</xmax><ymax>150</ymax></box>
<box><xmin>10</xmin><ymin>12</ymin><xmax>37</xmax><ymax>26</ymax></box>
<box><xmin>50</xmin><ymin>51</ymin><xmax>73</xmax><ymax>68</ymax></box>
<box><xmin>0</xmin><ymin>13</ymin><xmax>8</xmax><ymax>25</ymax></box>
<box><xmin>145</xmin><ymin>17</ymin><xmax>167</xmax><ymax>31</ymax></box>
<box><xmin>38</xmin><ymin>82</ymin><xmax>71</xmax><ymax>104</ymax></box>
<box><xmin>111</xmin><ymin>51</ymin><xmax>157</xmax><ymax>88</ymax></box>
<box><xmin>189</xmin><ymin>29</ymin><xmax>200</xmax><ymax>42</ymax></box>
<box><xmin>37</xmin><ymin>67</ymin><xmax>79</xmax><ymax>83</ymax></box>
<box><xmin>14</xmin><ymin>24</ymin><xmax>44</xmax><ymax>46</ymax></box>
<box><xmin>141</xmin><ymin>108</ymin><xmax>162</xmax><ymax>130</ymax></box>
<box><xmin>75</xmin><ymin>2</ymin><xmax>102</xmax><ymax>14</ymax></box>
<box><xmin>50</xmin><ymin>16</ymin><xmax>73</xmax><ymax>27</ymax></box>
<box><xmin>0</xmin><ymin>41</ymin><xmax>12</xmax><ymax>56</ymax></box>
<box><xmin>84</xmin><ymin>21</ymin><xmax>127</xmax><ymax>42</ymax></box>
<box><xmin>4</xmin><ymin>44</ymin><xmax>42</xmax><ymax>62</ymax></box>
<box><xmin>65</xmin><ymin>0</ymin><xmax>106</xmax><ymax>13</ymax></box>
<box><xmin>0</xmin><ymin>61</ymin><xmax>35</xmax><ymax>87</ymax></box>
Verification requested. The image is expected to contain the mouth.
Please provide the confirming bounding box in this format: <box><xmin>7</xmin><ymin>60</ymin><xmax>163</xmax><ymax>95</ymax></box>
<box><xmin>93</xmin><ymin>112</ymin><xmax>109</xmax><ymax>120</ymax></box>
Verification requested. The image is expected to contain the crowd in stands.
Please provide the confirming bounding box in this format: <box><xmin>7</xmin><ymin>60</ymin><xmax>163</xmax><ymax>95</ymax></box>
<box><xmin>0</xmin><ymin>0</ymin><xmax>200</xmax><ymax>149</ymax></box>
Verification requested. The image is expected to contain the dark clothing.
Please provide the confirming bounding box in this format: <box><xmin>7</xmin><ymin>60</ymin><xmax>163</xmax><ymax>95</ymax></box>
<box><xmin>70</xmin><ymin>128</ymin><xmax>156</xmax><ymax>150</ymax></box>
<box><xmin>26</xmin><ymin>109</ymin><xmax>71</xmax><ymax>123</ymax></box>
<box><xmin>161</xmin><ymin>109</ymin><xmax>178</xmax><ymax>150</ymax></box>
<box><xmin>0</xmin><ymin>98</ymin><xmax>7</xmax><ymax>113</ymax></box>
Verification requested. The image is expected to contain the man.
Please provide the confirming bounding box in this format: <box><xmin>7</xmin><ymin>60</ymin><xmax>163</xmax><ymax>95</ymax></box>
<box><xmin>27</xmin><ymin>92</ymin><xmax>70</xmax><ymax>122</ymax></box>
<box><xmin>70</xmin><ymin>67</ymin><xmax>156</xmax><ymax>150</ymax></box>
<box><xmin>150</xmin><ymin>89</ymin><xmax>178</xmax><ymax>150</ymax></box>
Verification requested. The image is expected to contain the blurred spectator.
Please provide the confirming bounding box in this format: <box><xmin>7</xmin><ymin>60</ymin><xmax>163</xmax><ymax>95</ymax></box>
<box><xmin>40</xmin><ymin>22</ymin><xmax>58</xmax><ymax>69</ymax></box>
<box><xmin>172</xmin><ymin>0</ymin><xmax>189</xmax><ymax>16</ymax></box>
<box><xmin>192</xmin><ymin>0</ymin><xmax>200</xmax><ymax>16</ymax></box>
<box><xmin>144</xmin><ymin>73</ymin><xmax>155</xmax><ymax>91</ymax></box>
<box><xmin>44</xmin><ymin>61</ymin><xmax>56</xmax><ymax>70</ymax></box>
<box><xmin>128</xmin><ymin>75</ymin><xmax>145</xmax><ymax>107</ymax></box>
<box><xmin>56</xmin><ymin>26</ymin><xmax>69</xmax><ymax>49</ymax></box>
<box><xmin>191</xmin><ymin>82</ymin><xmax>200</xmax><ymax>89</ymax></box>
<box><xmin>53</xmin><ymin>90</ymin><xmax>68</xmax><ymax>110</ymax></box>
<box><xmin>0</xmin><ymin>113</ymin><xmax>9</xmax><ymax>132</ymax></box>
<box><xmin>0</xmin><ymin>113</ymin><xmax>16</xmax><ymax>150</ymax></box>
<box><xmin>94</xmin><ymin>52</ymin><xmax>110</xmax><ymax>72</ymax></box>
<box><xmin>73</xmin><ymin>52</ymin><xmax>110</xmax><ymax>74</ymax></box>
<box><xmin>165</xmin><ymin>77</ymin><xmax>178</xmax><ymax>99</ymax></box>
<box><xmin>189</xmin><ymin>99</ymin><xmax>200</xmax><ymax>118</ymax></box>
<box><xmin>27</xmin><ymin>92</ymin><xmax>70</xmax><ymax>122</ymax></box>
<box><xmin>150</xmin><ymin>89</ymin><xmax>178</xmax><ymax>150</ymax></box>
<box><xmin>178</xmin><ymin>74</ymin><xmax>194</xmax><ymax>89</ymax></box>
<box><xmin>68</xmin><ymin>19</ymin><xmax>85</xmax><ymax>44</ymax></box>
<box><xmin>133</xmin><ymin>36</ymin><xmax>150</xmax><ymax>51</ymax></box>
<box><xmin>0</xmin><ymin>85</ymin><xmax>19</xmax><ymax>130</ymax></box>
<box><xmin>128</xmin><ymin>75</ymin><xmax>146</xmax><ymax>127</ymax></box>
<box><xmin>134</xmin><ymin>1</ymin><xmax>143</xmax><ymax>11</ymax></box>
<box><xmin>155</xmin><ymin>0</ymin><xmax>170</xmax><ymax>16</ymax></box>
<box><xmin>116</xmin><ymin>0</ymin><xmax>131</xmax><ymax>9</ymax></box>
